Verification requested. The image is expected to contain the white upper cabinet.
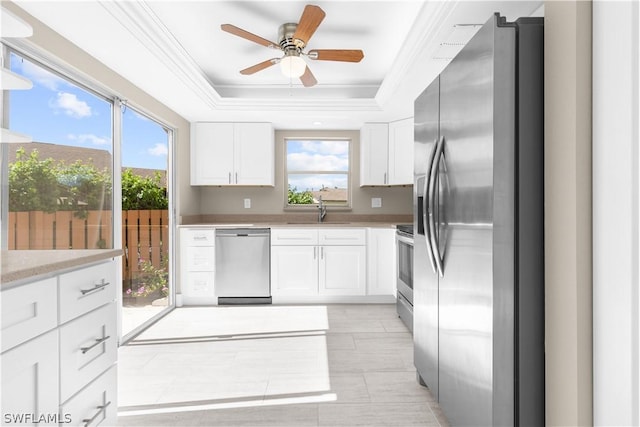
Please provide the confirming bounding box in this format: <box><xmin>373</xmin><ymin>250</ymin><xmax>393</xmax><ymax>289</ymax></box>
<box><xmin>360</xmin><ymin>118</ymin><xmax>414</xmax><ymax>186</ymax></box>
<box><xmin>388</xmin><ymin>117</ymin><xmax>414</xmax><ymax>185</ymax></box>
<box><xmin>191</xmin><ymin>122</ymin><xmax>274</xmax><ymax>186</ymax></box>
<box><xmin>360</xmin><ymin>123</ymin><xmax>389</xmax><ymax>186</ymax></box>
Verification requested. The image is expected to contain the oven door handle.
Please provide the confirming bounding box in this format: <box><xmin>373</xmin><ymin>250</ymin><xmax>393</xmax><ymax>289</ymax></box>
<box><xmin>396</xmin><ymin>234</ymin><xmax>414</xmax><ymax>246</ymax></box>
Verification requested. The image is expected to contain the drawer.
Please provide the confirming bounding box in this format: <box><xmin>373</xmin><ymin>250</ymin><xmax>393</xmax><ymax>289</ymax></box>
<box><xmin>186</xmin><ymin>246</ymin><xmax>215</xmax><ymax>271</ymax></box>
<box><xmin>184</xmin><ymin>272</ymin><xmax>215</xmax><ymax>297</ymax></box>
<box><xmin>318</xmin><ymin>228</ymin><xmax>367</xmax><ymax>246</ymax></box>
<box><xmin>59</xmin><ymin>261</ymin><xmax>116</xmax><ymax>324</ymax></box>
<box><xmin>182</xmin><ymin>228</ymin><xmax>215</xmax><ymax>246</ymax></box>
<box><xmin>59</xmin><ymin>303</ymin><xmax>117</xmax><ymax>403</ymax></box>
<box><xmin>1</xmin><ymin>277</ymin><xmax>57</xmax><ymax>353</ymax></box>
<box><xmin>61</xmin><ymin>365</ymin><xmax>117</xmax><ymax>427</ymax></box>
<box><xmin>271</xmin><ymin>228</ymin><xmax>318</xmax><ymax>245</ymax></box>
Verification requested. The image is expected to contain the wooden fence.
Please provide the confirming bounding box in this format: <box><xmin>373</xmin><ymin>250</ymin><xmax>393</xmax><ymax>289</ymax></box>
<box><xmin>7</xmin><ymin>210</ymin><xmax>169</xmax><ymax>287</ymax></box>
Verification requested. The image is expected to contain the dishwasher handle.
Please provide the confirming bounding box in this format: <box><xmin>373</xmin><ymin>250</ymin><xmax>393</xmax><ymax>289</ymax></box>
<box><xmin>215</xmin><ymin>228</ymin><xmax>270</xmax><ymax>238</ymax></box>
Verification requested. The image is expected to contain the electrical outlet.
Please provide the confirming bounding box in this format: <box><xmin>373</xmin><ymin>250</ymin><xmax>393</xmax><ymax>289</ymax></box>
<box><xmin>244</xmin><ymin>198</ymin><xmax>251</xmax><ymax>209</ymax></box>
<box><xmin>371</xmin><ymin>197</ymin><xmax>382</xmax><ymax>208</ymax></box>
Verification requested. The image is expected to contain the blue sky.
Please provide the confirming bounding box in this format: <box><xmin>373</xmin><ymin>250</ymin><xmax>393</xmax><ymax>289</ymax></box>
<box><xmin>9</xmin><ymin>52</ymin><xmax>168</xmax><ymax>170</ymax></box>
<box><xmin>286</xmin><ymin>139</ymin><xmax>349</xmax><ymax>191</ymax></box>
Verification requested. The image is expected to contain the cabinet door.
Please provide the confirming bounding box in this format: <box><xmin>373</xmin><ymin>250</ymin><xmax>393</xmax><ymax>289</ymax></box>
<box><xmin>360</xmin><ymin>123</ymin><xmax>389</xmax><ymax>186</ymax></box>
<box><xmin>271</xmin><ymin>246</ymin><xmax>318</xmax><ymax>296</ymax></box>
<box><xmin>191</xmin><ymin>122</ymin><xmax>235</xmax><ymax>185</ymax></box>
<box><xmin>388</xmin><ymin>117</ymin><xmax>414</xmax><ymax>185</ymax></box>
<box><xmin>367</xmin><ymin>228</ymin><xmax>397</xmax><ymax>295</ymax></box>
<box><xmin>234</xmin><ymin>123</ymin><xmax>274</xmax><ymax>186</ymax></box>
<box><xmin>319</xmin><ymin>246</ymin><xmax>366</xmax><ymax>295</ymax></box>
<box><xmin>1</xmin><ymin>330</ymin><xmax>59</xmax><ymax>425</ymax></box>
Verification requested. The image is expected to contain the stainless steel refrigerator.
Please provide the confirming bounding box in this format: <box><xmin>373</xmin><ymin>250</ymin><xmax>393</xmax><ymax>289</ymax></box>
<box><xmin>413</xmin><ymin>14</ymin><xmax>544</xmax><ymax>426</ymax></box>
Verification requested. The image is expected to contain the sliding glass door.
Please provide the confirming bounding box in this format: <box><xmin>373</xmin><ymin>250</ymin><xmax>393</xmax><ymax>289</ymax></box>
<box><xmin>120</xmin><ymin>105</ymin><xmax>173</xmax><ymax>340</ymax></box>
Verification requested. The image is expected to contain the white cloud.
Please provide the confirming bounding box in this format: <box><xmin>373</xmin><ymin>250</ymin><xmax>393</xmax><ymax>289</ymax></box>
<box><xmin>50</xmin><ymin>92</ymin><xmax>92</xmax><ymax>118</ymax></box>
<box><xmin>298</xmin><ymin>140</ymin><xmax>349</xmax><ymax>156</ymax></box>
<box><xmin>19</xmin><ymin>60</ymin><xmax>66</xmax><ymax>91</ymax></box>
<box><xmin>68</xmin><ymin>133</ymin><xmax>110</xmax><ymax>146</ymax></box>
<box><xmin>287</xmin><ymin>152</ymin><xmax>348</xmax><ymax>172</ymax></box>
<box><xmin>148</xmin><ymin>143</ymin><xmax>168</xmax><ymax>157</ymax></box>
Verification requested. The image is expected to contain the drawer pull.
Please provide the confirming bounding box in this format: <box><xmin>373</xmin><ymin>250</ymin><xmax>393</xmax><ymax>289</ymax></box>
<box><xmin>80</xmin><ymin>280</ymin><xmax>110</xmax><ymax>295</ymax></box>
<box><xmin>193</xmin><ymin>236</ymin><xmax>208</xmax><ymax>241</ymax></box>
<box><xmin>81</xmin><ymin>336</ymin><xmax>111</xmax><ymax>354</ymax></box>
<box><xmin>82</xmin><ymin>401</ymin><xmax>111</xmax><ymax>427</ymax></box>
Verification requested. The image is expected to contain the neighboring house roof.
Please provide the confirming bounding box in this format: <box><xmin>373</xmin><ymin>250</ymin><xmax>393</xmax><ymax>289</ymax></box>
<box><xmin>311</xmin><ymin>188</ymin><xmax>347</xmax><ymax>203</ymax></box>
<box><xmin>8</xmin><ymin>142</ymin><xmax>166</xmax><ymax>187</ymax></box>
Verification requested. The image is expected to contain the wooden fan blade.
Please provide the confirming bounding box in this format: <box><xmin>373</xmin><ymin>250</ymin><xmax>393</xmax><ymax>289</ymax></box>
<box><xmin>240</xmin><ymin>58</ymin><xmax>279</xmax><ymax>75</ymax></box>
<box><xmin>221</xmin><ymin>24</ymin><xmax>279</xmax><ymax>49</ymax></box>
<box><xmin>300</xmin><ymin>66</ymin><xmax>317</xmax><ymax>87</ymax></box>
<box><xmin>293</xmin><ymin>5</ymin><xmax>325</xmax><ymax>46</ymax></box>
<box><xmin>308</xmin><ymin>49</ymin><xmax>364</xmax><ymax>62</ymax></box>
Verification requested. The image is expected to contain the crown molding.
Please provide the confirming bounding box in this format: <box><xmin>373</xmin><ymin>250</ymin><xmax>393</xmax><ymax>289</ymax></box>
<box><xmin>98</xmin><ymin>0</ymin><xmax>223</xmax><ymax>110</ymax></box>
<box><xmin>375</xmin><ymin>1</ymin><xmax>458</xmax><ymax>108</ymax></box>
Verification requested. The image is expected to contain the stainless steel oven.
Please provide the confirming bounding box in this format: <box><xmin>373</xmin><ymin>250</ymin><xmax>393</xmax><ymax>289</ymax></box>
<box><xmin>396</xmin><ymin>225</ymin><xmax>414</xmax><ymax>332</ymax></box>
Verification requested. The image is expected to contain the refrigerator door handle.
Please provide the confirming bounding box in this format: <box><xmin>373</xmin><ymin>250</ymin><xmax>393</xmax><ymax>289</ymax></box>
<box><xmin>428</xmin><ymin>135</ymin><xmax>445</xmax><ymax>277</ymax></box>
<box><xmin>424</xmin><ymin>141</ymin><xmax>438</xmax><ymax>274</ymax></box>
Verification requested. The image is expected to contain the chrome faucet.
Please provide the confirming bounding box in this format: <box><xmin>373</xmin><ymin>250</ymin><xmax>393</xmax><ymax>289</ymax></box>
<box><xmin>318</xmin><ymin>196</ymin><xmax>327</xmax><ymax>223</ymax></box>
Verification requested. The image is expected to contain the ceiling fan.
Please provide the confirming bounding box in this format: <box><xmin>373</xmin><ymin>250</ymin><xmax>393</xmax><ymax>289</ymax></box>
<box><xmin>221</xmin><ymin>4</ymin><xmax>364</xmax><ymax>87</ymax></box>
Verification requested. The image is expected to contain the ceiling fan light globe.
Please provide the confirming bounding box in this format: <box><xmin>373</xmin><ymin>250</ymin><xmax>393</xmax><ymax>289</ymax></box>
<box><xmin>280</xmin><ymin>55</ymin><xmax>306</xmax><ymax>78</ymax></box>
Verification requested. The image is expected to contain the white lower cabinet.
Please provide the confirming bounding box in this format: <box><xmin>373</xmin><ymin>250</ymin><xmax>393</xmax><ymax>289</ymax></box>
<box><xmin>271</xmin><ymin>228</ymin><xmax>367</xmax><ymax>298</ymax></box>
<box><xmin>367</xmin><ymin>228</ymin><xmax>397</xmax><ymax>295</ymax></box>
<box><xmin>271</xmin><ymin>245</ymin><xmax>318</xmax><ymax>296</ymax></box>
<box><xmin>180</xmin><ymin>227</ymin><xmax>216</xmax><ymax>304</ymax></box>
<box><xmin>319</xmin><ymin>245</ymin><xmax>366</xmax><ymax>296</ymax></box>
<box><xmin>0</xmin><ymin>258</ymin><xmax>118</xmax><ymax>427</ymax></box>
<box><xmin>0</xmin><ymin>330</ymin><xmax>59</xmax><ymax>426</ymax></box>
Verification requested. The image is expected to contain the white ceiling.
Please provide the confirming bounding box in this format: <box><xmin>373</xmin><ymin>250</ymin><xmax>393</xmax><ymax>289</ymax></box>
<box><xmin>12</xmin><ymin>1</ymin><xmax>543</xmax><ymax>129</ymax></box>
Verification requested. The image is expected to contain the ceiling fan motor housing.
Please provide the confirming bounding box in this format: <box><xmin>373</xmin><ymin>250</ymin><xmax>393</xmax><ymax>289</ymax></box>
<box><xmin>278</xmin><ymin>23</ymin><xmax>304</xmax><ymax>55</ymax></box>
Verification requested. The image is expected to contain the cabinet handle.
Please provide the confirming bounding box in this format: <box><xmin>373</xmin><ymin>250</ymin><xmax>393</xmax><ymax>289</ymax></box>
<box><xmin>80</xmin><ymin>335</ymin><xmax>111</xmax><ymax>354</ymax></box>
<box><xmin>228</xmin><ymin>172</ymin><xmax>232</xmax><ymax>184</ymax></box>
<box><xmin>82</xmin><ymin>401</ymin><xmax>111</xmax><ymax>427</ymax></box>
<box><xmin>384</xmin><ymin>172</ymin><xmax>387</xmax><ymax>184</ymax></box>
<box><xmin>80</xmin><ymin>280</ymin><xmax>110</xmax><ymax>295</ymax></box>
<box><xmin>235</xmin><ymin>172</ymin><xmax>238</xmax><ymax>184</ymax></box>
<box><xmin>313</xmin><ymin>247</ymin><xmax>317</xmax><ymax>259</ymax></box>
<box><xmin>321</xmin><ymin>247</ymin><xmax>324</xmax><ymax>259</ymax></box>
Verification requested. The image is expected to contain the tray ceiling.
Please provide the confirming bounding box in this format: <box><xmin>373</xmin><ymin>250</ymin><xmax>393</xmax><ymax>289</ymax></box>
<box><xmin>10</xmin><ymin>1</ymin><xmax>543</xmax><ymax>129</ymax></box>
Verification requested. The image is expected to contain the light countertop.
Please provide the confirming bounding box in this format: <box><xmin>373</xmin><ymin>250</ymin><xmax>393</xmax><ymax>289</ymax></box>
<box><xmin>2</xmin><ymin>249</ymin><xmax>123</xmax><ymax>286</ymax></box>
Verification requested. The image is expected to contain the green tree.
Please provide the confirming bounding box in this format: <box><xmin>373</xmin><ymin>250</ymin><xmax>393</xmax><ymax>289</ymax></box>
<box><xmin>288</xmin><ymin>185</ymin><xmax>314</xmax><ymax>205</ymax></box>
<box><xmin>121</xmin><ymin>168</ymin><xmax>167</xmax><ymax>210</ymax></box>
<box><xmin>56</xmin><ymin>159</ymin><xmax>112</xmax><ymax>214</ymax></box>
<box><xmin>9</xmin><ymin>148</ymin><xmax>60</xmax><ymax>212</ymax></box>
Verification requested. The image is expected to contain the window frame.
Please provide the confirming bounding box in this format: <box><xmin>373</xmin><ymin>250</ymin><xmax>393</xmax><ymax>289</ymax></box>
<box><xmin>284</xmin><ymin>137</ymin><xmax>352</xmax><ymax>210</ymax></box>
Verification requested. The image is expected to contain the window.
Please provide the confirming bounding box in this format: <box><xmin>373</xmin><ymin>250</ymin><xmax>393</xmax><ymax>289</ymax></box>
<box><xmin>286</xmin><ymin>138</ymin><xmax>350</xmax><ymax>207</ymax></box>
<box><xmin>3</xmin><ymin>49</ymin><xmax>114</xmax><ymax>250</ymax></box>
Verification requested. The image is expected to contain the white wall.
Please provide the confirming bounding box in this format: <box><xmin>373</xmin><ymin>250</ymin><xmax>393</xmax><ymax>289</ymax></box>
<box><xmin>593</xmin><ymin>1</ymin><xmax>640</xmax><ymax>425</ymax></box>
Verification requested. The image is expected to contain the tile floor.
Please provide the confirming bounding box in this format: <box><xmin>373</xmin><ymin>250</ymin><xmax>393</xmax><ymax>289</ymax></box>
<box><xmin>117</xmin><ymin>304</ymin><xmax>449</xmax><ymax>426</ymax></box>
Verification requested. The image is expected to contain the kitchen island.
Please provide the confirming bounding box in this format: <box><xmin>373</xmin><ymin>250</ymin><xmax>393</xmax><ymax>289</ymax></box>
<box><xmin>1</xmin><ymin>248</ymin><xmax>122</xmax><ymax>426</ymax></box>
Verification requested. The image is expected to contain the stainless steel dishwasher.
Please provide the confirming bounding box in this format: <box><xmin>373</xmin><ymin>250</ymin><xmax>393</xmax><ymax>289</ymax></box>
<box><xmin>215</xmin><ymin>228</ymin><xmax>271</xmax><ymax>304</ymax></box>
